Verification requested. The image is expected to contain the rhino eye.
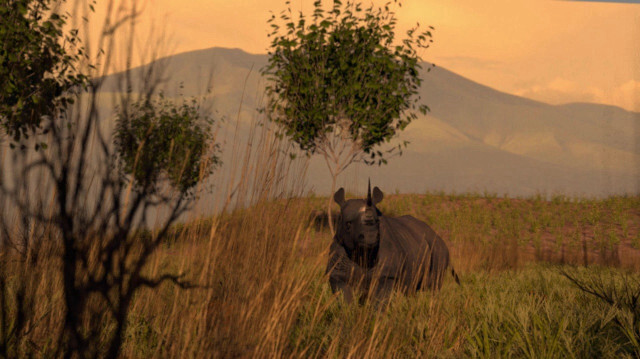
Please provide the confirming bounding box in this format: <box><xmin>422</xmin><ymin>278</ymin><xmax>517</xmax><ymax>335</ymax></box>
<box><xmin>345</xmin><ymin>221</ymin><xmax>352</xmax><ymax>230</ymax></box>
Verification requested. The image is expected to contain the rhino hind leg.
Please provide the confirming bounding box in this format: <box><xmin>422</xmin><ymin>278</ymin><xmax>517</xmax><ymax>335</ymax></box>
<box><xmin>426</xmin><ymin>253</ymin><xmax>449</xmax><ymax>290</ymax></box>
<box><xmin>430</xmin><ymin>236</ymin><xmax>455</xmax><ymax>290</ymax></box>
<box><xmin>426</xmin><ymin>270</ymin><xmax>445</xmax><ymax>290</ymax></box>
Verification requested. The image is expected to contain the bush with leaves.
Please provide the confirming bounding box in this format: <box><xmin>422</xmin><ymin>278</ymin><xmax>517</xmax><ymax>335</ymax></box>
<box><xmin>0</xmin><ymin>0</ymin><xmax>86</xmax><ymax>145</ymax></box>
<box><xmin>114</xmin><ymin>95</ymin><xmax>221</xmax><ymax>195</ymax></box>
<box><xmin>0</xmin><ymin>2</ymin><xmax>223</xmax><ymax>356</ymax></box>
<box><xmin>262</xmin><ymin>0</ymin><xmax>433</xmax><ymax>232</ymax></box>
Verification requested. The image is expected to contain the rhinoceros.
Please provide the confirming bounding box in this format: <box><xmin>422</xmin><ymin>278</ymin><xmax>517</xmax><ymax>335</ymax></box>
<box><xmin>326</xmin><ymin>182</ymin><xmax>459</xmax><ymax>304</ymax></box>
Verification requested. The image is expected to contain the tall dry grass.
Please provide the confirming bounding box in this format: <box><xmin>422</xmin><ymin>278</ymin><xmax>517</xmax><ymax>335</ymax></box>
<box><xmin>3</xmin><ymin>78</ymin><xmax>640</xmax><ymax>356</ymax></box>
<box><xmin>3</xmin><ymin>162</ymin><xmax>640</xmax><ymax>357</ymax></box>
<box><xmin>112</xmin><ymin>191</ymin><xmax>640</xmax><ymax>358</ymax></box>
<box><xmin>114</xmin><ymin>174</ymin><xmax>640</xmax><ymax>357</ymax></box>
<box><xmin>1</xmin><ymin>5</ymin><xmax>640</xmax><ymax>355</ymax></box>
<box><xmin>3</xmin><ymin>86</ymin><xmax>640</xmax><ymax>356</ymax></box>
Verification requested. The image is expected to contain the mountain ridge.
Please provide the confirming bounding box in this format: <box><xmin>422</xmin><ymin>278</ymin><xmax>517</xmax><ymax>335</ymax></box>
<box><xmin>100</xmin><ymin>46</ymin><xmax>639</xmax><ymax>197</ymax></box>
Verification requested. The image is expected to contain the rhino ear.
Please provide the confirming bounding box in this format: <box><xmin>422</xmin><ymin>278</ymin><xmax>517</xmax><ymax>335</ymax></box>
<box><xmin>333</xmin><ymin>188</ymin><xmax>345</xmax><ymax>206</ymax></box>
<box><xmin>372</xmin><ymin>187</ymin><xmax>383</xmax><ymax>205</ymax></box>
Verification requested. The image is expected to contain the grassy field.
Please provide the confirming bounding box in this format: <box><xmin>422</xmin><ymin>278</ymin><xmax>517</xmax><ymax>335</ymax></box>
<box><xmin>5</xmin><ymin>191</ymin><xmax>639</xmax><ymax>357</ymax></box>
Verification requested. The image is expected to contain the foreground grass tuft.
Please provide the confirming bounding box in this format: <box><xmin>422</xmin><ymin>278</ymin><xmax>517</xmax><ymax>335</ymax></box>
<box><xmin>288</xmin><ymin>265</ymin><xmax>639</xmax><ymax>358</ymax></box>
<box><xmin>2</xmin><ymin>193</ymin><xmax>639</xmax><ymax>357</ymax></box>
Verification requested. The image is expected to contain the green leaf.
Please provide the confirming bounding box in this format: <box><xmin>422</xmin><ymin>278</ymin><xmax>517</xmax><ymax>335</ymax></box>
<box><xmin>262</xmin><ymin>0</ymin><xmax>433</xmax><ymax>172</ymax></box>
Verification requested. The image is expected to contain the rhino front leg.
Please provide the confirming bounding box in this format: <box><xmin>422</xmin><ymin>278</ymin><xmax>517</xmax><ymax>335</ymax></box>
<box><xmin>330</xmin><ymin>277</ymin><xmax>355</xmax><ymax>304</ymax></box>
<box><xmin>370</xmin><ymin>277</ymin><xmax>395</xmax><ymax>308</ymax></box>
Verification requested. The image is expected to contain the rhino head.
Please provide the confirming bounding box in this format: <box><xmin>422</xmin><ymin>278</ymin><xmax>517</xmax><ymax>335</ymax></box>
<box><xmin>333</xmin><ymin>181</ymin><xmax>384</xmax><ymax>251</ymax></box>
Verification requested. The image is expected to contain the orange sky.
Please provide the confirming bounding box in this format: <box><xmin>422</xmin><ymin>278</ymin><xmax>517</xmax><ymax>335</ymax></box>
<box><xmin>87</xmin><ymin>0</ymin><xmax>639</xmax><ymax>111</ymax></box>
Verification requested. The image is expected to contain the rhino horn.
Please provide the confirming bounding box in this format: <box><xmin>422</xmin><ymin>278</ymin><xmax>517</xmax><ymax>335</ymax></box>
<box><xmin>367</xmin><ymin>179</ymin><xmax>372</xmax><ymax>206</ymax></box>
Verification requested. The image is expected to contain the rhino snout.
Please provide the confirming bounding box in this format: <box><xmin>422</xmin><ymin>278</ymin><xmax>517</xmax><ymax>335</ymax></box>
<box><xmin>358</xmin><ymin>232</ymin><xmax>378</xmax><ymax>247</ymax></box>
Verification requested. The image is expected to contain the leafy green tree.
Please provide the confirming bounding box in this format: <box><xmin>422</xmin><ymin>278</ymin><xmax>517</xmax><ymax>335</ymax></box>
<box><xmin>0</xmin><ymin>2</ymin><xmax>222</xmax><ymax>357</ymax></box>
<box><xmin>114</xmin><ymin>95</ymin><xmax>221</xmax><ymax>195</ymax></box>
<box><xmin>263</xmin><ymin>0</ymin><xmax>433</xmax><ymax>233</ymax></box>
<box><xmin>0</xmin><ymin>0</ymin><xmax>86</xmax><ymax>145</ymax></box>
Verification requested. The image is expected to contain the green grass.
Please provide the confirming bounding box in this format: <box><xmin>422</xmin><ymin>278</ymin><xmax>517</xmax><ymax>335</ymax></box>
<box><xmin>3</xmin><ymin>192</ymin><xmax>640</xmax><ymax>357</ymax></box>
<box><xmin>287</xmin><ymin>264</ymin><xmax>640</xmax><ymax>358</ymax></box>
<box><xmin>119</xmin><ymin>192</ymin><xmax>639</xmax><ymax>357</ymax></box>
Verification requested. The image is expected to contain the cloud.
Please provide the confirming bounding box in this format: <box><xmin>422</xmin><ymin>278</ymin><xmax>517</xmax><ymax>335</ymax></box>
<box><xmin>610</xmin><ymin>80</ymin><xmax>640</xmax><ymax>111</ymax></box>
<box><xmin>436</xmin><ymin>56</ymin><xmax>506</xmax><ymax>71</ymax></box>
<box><xmin>514</xmin><ymin>78</ymin><xmax>639</xmax><ymax>111</ymax></box>
<box><xmin>564</xmin><ymin>0</ymin><xmax>640</xmax><ymax>4</ymax></box>
<box><xmin>514</xmin><ymin>78</ymin><xmax>602</xmax><ymax>105</ymax></box>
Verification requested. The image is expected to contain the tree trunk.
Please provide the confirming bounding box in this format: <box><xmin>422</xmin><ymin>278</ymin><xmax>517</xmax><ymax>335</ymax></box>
<box><xmin>327</xmin><ymin>173</ymin><xmax>337</xmax><ymax>235</ymax></box>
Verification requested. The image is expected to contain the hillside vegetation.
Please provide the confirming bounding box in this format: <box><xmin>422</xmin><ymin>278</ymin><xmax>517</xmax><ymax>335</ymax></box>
<box><xmin>4</xmin><ymin>192</ymin><xmax>640</xmax><ymax>357</ymax></box>
<box><xmin>100</xmin><ymin>47</ymin><xmax>640</xmax><ymax>197</ymax></box>
<box><xmin>3</xmin><ymin>4</ymin><xmax>638</xmax><ymax>357</ymax></box>
<box><xmin>4</xmin><ymin>51</ymin><xmax>639</xmax><ymax>354</ymax></box>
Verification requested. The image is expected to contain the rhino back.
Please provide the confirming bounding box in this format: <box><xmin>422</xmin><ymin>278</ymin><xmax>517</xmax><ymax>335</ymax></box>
<box><xmin>377</xmin><ymin>216</ymin><xmax>428</xmax><ymax>281</ymax></box>
<box><xmin>396</xmin><ymin>215</ymin><xmax>450</xmax><ymax>258</ymax></box>
<box><xmin>378</xmin><ymin>216</ymin><xmax>451</xmax><ymax>288</ymax></box>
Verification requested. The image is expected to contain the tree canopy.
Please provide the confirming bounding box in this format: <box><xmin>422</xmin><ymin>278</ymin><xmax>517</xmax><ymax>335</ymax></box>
<box><xmin>263</xmin><ymin>0</ymin><xmax>434</xmax><ymax>232</ymax></box>
<box><xmin>263</xmin><ymin>0</ymin><xmax>433</xmax><ymax>167</ymax></box>
<box><xmin>0</xmin><ymin>0</ymin><xmax>86</xmax><ymax>145</ymax></box>
<box><xmin>113</xmin><ymin>94</ymin><xmax>221</xmax><ymax>195</ymax></box>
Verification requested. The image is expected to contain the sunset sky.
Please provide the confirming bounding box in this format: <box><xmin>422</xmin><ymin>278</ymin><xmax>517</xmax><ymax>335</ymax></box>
<box><xmin>89</xmin><ymin>0</ymin><xmax>639</xmax><ymax>111</ymax></box>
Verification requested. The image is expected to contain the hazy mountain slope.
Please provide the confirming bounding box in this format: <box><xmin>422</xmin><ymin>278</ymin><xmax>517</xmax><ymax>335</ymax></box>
<box><xmin>100</xmin><ymin>47</ymin><xmax>640</xmax><ymax>197</ymax></box>
<box><xmin>331</xmin><ymin>141</ymin><xmax>638</xmax><ymax>197</ymax></box>
<box><xmin>420</xmin><ymin>66</ymin><xmax>638</xmax><ymax>169</ymax></box>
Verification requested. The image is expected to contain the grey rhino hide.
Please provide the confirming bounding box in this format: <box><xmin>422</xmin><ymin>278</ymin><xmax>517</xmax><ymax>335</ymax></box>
<box><xmin>326</xmin><ymin>188</ymin><xmax>457</xmax><ymax>305</ymax></box>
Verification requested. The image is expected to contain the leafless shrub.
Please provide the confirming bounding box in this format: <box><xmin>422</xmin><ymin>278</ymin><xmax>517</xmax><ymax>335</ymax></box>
<box><xmin>0</xmin><ymin>1</ymin><xmax>220</xmax><ymax>357</ymax></box>
<box><xmin>560</xmin><ymin>267</ymin><xmax>640</xmax><ymax>354</ymax></box>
